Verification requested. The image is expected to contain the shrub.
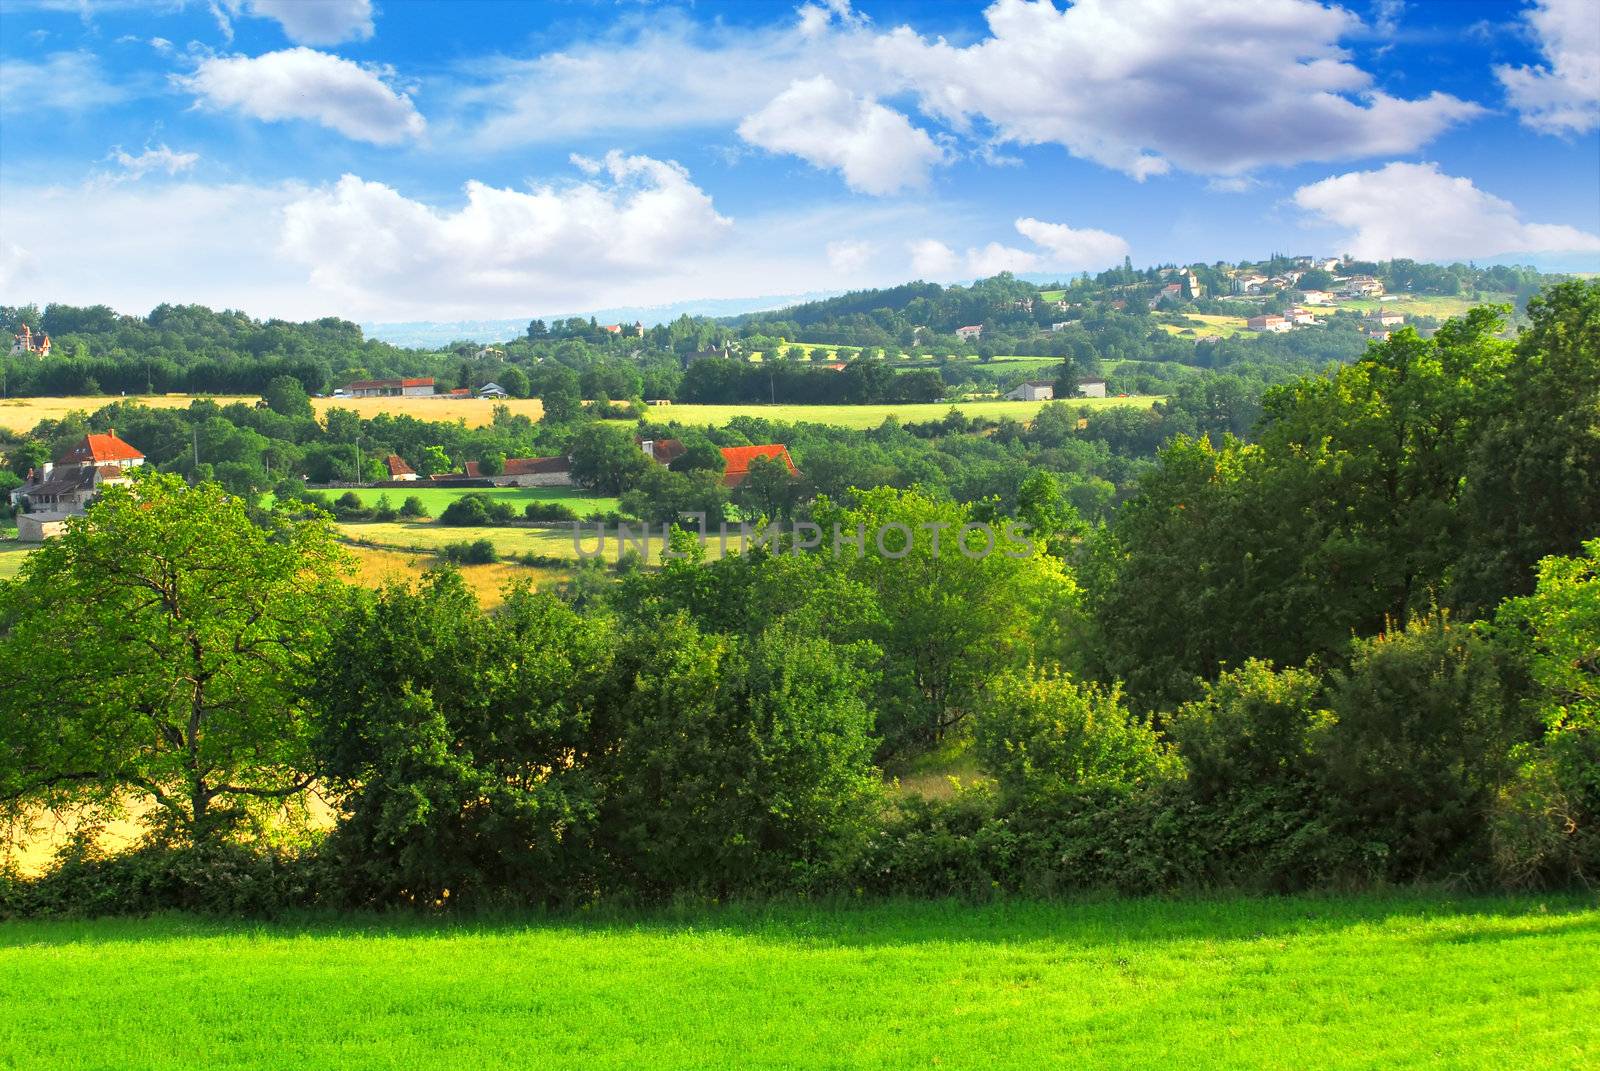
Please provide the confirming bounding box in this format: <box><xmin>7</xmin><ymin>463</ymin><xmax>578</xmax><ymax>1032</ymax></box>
<box><xmin>524</xmin><ymin>501</ymin><xmax>580</xmax><ymax>522</ymax></box>
<box><xmin>439</xmin><ymin>493</ymin><xmax>514</xmax><ymax>526</ymax></box>
<box><xmin>332</xmin><ymin>490</ymin><xmax>370</xmax><ymax>521</ymax></box>
<box><xmin>974</xmin><ymin>669</ymin><xmax>1175</xmax><ymax>803</ymax></box>
<box><xmin>1169</xmin><ymin>658</ymin><xmax>1331</xmax><ymax>800</ymax></box>
<box><xmin>1320</xmin><ymin>612</ymin><xmax>1526</xmax><ymax>879</ymax></box>
<box><xmin>439</xmin><ymin>538</ymin><xmax>497</xmax><ymax>564</ymax></box>
<box><xmin>372</xmin><ymin>493</ymin><xmax>398</xmax><ymax>523</ymax></box>
<box><xmin>398</xmin><ymin>495</ymin><xmax>429</xmax><ymax>519</ymax></box>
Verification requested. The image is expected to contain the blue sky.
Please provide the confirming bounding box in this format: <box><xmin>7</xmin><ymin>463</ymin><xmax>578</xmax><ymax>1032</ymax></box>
<box><xmin>1</xmin><ymin>0</ymin><xmax>1596</xmax><ymax>323</ymax></box>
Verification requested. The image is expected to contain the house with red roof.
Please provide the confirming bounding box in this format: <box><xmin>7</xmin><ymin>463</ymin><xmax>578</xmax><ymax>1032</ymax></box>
<box><xmin>384</xmin><ymin>455</ymin><xmax>419</xmax><ymax>481</ymax></box>
<box><xmin>720</xmin><ymin>444</ymin><xmax>799</xmax><ymax>488</ymax></box>
<box><xmin>459</xmin><ymin>455</ymin><xmax>573</xmax><ymax>487</ymax></box>
<box><xmin>10</xmin><ymin>429</ymin><xmax>145</xmax><ymax>530</ymax></box>
<box><xmin>345</xmin><ymin>377</ymin><xmax>436</xmax><ymax>398</ymax></box>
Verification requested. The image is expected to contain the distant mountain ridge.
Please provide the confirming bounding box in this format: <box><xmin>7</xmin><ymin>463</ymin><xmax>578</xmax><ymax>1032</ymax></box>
<box><xmin>361</xmin><ymin>291</ymin><xmax>842</xmax><ymax>347</ymax></box>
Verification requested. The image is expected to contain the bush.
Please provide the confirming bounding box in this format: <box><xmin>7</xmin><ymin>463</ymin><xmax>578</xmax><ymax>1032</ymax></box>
<box><xmin>372</xmin><ymin>493</ymin><xmax>398</xmax><ymax>523</ymax></box>
<box><xmin>524</xmin><ymin>501</ymin><xmax>580</xmax><ymax>523</ymax></box>
<box><xmin>332</xmin><ymin>490</ymin><xmax>370</xmax><ymax>521</ymax></box>
<box><xmin>974</xmin><ymin>669</ymin><xmax>1176</xmax><ymax>803</ymax></box>
<box><xmin>1169</xmin><ymin>658</ymin><xmax>1331</xmax><ymax>800</ymax></box>
<box><xmin>1320</xmin><ymin>612</ymin><xmax>1526</xmax><ymax>879</ymax></box>
<box><xmin>439</xmin><ymin>493</ymin><xmax>515</xmax><ymax>526</ymax></box>
<box><xmin>439</xmin><ymin>538</ymin><xmax>497</xmax><ymax>564</ymax></box>
<box><xmin>398</xmin><ymin>495</ymin><xmax>429</xmax><ymax>519</ymax></box>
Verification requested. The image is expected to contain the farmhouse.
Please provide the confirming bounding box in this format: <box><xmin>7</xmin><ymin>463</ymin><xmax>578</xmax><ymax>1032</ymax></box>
<box><xmin>384</xmin><ymin>455</ymin><xmax>419</xmax><ymax>481</ymax></box>
<box><xmin>1339</xmin><ymin>276</ymin><xmax>1385</xmax><ymax>297</ymax></box>
<box><xmin>1005</xmin><ymin>381</ymin><xmax>1055</xmax><ymax>402</ymax></box>
<box><xmin>461</xmin><ymin>455</ymin><xmax>574</xmax><ymax>487</ymax></box>
<box><xmin>1232</xmin><ymin>273</ymin><xmax>1269</xmax><ymax>294</ymax></box>
<box><xmin>1247</xmin><ymin>314</ymin><xmax>1292</xmax><ymax>333</ymax></box>
<box><xmin>720</xmin><ymin>444</ymin><xmax>799</xmax><ymax>488</ymax></box>
<box><xmin>1050</xmin><ymin>321</ymin><xmax>1072</xmax><ymax>332</ymax></box>
<box><xmin>346</xmin><ymin>377</ymin><xmax>436</xmax><ymax>398</ymax></box>
<box><xmin>9</xmin><ymin>323</ymin><xmax>51</xmax><ymax>356</ymax></box>
<box><xmin>639</xmin><ymin>438</ymin><xmax>687</xmax><ymax>466</ymax></box>
<box><xmin>1287</xmin><ymin>307</ymin><xmax>1322</xmax><ymax>325</ymax></box>
<box><xmin>1298</xmin><ymin>289</ymin><xmax>1335</xmax><ymax>305</ymax></box>
<box><xmin>10</xmin><ymin>429</ymin><xmax>145</xmax><ymax>519</ymax></box>
<box><xmin>1149</xmin><ymin>283</ymin><xmax>1185</xmax><ymax>308</ymax></box>
<box><xmin>955</xmin><ymin>325</ymin><xmax>984</xmax><ymax>340</ymax></box>
<box><xmin>1367</xmin><ymin>309</ymin><xmax>1404</xmax><ymax>327</ymax></box>
<box><xmin>1077</xmin><ymin>378</ymin><xmax>1108</xmax><ymax>398</ymax></box>
<box><xmin>477</xmin><ymin>382</ymin><xmax>509</xmax><ymax>398</ymax></box>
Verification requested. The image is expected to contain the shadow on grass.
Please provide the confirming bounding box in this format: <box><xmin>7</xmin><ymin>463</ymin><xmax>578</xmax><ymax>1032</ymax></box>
<box><xmin>3</xmin><ymin>892</ymin><xmax>1597</xmax><ymax>952</ymax></box>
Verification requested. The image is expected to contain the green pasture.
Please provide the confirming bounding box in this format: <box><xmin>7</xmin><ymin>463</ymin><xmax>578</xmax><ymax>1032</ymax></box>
<box><xmin>1159</xmin><ymin>313</ymin><xmax>1252</xmax><ymax>339</ymax></box>
<box><xmin>1038</xmin><ymin>289</ymin><xmax>1067</xmax><ymax>302</ymax></box>
<box><xmin>338</xmin><ymin>519</ymin><xmax>699</xmax><ymax>565</ymax></box>
<box><xmin>0</xmin><ymin>542</ymin><xmax>29</xmax><ymax>580</ymax></box>
<box><xmin>324</xmin><ymin>484</ymin><xmax>618</xmax><ymax>517</ymax></box>
<box><xmin>1336</xmin><ymin>292</ymin><xmax>1516</xmax><ymax>319</ymax></box>
<box><xmin>2</xmin><ymin>894</ymin><xmax>1595</xmax><ymax>1070</ymax></box>
<box><xmin>642</xmin><ymin>396</ymin><xmax>1157</xmax><ymax>430</ymax></box>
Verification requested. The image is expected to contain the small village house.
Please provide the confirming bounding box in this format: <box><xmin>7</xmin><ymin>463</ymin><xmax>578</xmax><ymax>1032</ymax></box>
<box><xmin>1005</xmin><ymin>381</ymin><xmax>1055</xmax><ymax>402</ymax></box>
<box><xmin>10</xmin><ymin>430</ymin><xmax>145</xmax><ymax>536</ymax></box>
<box><xmin>1077</xmin><ymin>378</ymin><xmax>1108</xmax><ymax>398</ymax></box>
<box><xmin>384</xmin><ymin>455</ymin><xmax>419</xmax><ymax>481</ymax></box>
<box><xmin>720</xmin><ymin>444</ymin><xmax>799</xmax><ymax>488</ymax></box>
<box><xmin>346</xmin><ymin>377</ymin><xmax>436</xmax><ymax>398</ymax></box>
<box><xmin>1246</xmin><ymin>314</ymin><xmax>1293</xmax><ymax>333</ymax></box>
<box><xmin>955</xmin><ymin>324</ymin><xmax>984</xmax><ymax>340</ymax></box>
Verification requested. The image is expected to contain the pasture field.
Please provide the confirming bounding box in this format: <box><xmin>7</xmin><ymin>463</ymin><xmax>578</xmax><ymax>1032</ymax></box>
<box><xmin>0</xmin><ymin>542</ymin><xmax>28</xmax><ymax>580</ymax></box>
<box><xmin>1336</xmin><ymin>292</ymin><xmax>1517</xmax><ymax>319</ymax></box>
<box><xmin>642</xmin><ymin>396</ymin><xmax>1158</xmax><ymax>430</ymax></box>
<box><xmin>1</xmin><ymin>895</ymin><xmax>1595</xmax><ymax>1070</ymax></box>
<box><xmin>327</xmin><ymin>484</ymin><xmax>618</xmax><ymax>517</ymax></box>
<box><xmin>1038</xmin><ymin>288</ymin><xmax>1067</xmax><ymax>302</ymax></box>
<box><xmin>339</xmin><ymin>519</ymin><xmax>702</xmax><ymax>565</ymax></box>
<box><xmin>344</xmin><ymin>544</ymin><xmax>567</xmax><ymax>607</ymax></box>
<box><xmin>1159</xmin><ymin>314</ymin><xmax>1252</xmax><ymax>339</ymax></box>
<box><xmin>0</xmin><ymin>394</ymin><xmax>545</xmax><ymax>435</ymax></box>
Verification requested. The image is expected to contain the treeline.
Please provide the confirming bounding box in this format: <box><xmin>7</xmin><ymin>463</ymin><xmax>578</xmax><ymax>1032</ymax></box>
<box><xmin>0</xmin><ymin>283</ymin><xmax>1595</xmax><ymax>916</ymax></box>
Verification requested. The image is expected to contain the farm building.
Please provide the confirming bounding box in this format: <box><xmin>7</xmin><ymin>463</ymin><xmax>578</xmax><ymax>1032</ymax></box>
<box><xmin>16</xmin><ymin>511</ymin><xmax>72</xmax><ymax>542</ymax></box>
<box><xmin>720</xmin><ymin>444</ymin><xmax>799</xmax><ymax>488</ymax></box>
<box><xmin>1247</xmin><ymin>314</ymin><xmax>1293</xmax><ymax>333</ymax></box>
<box><xmin>384</xmin><ymin>455</ymin><xmax>419</xmax><ymax>481</ymax></box>
<box><xmin>10</xmin><ymin>429</ymin><xmax>145</xmax><ymax>516</ymax></box>
<box><xmin>955</xmin><ymin>325</ymin><xmax>984</xmax><ymax>340</ymax></box>
<box><xmin>461</xmin><ymin>456</ymin><xmax>573</xmax><ymax>487</ymax></box>
<box><xmin>639</xmin><ymin>438</ymin><xmax>687</xmax><ymax>466</ymax></box>
<box><xmin>477</xmin><ymin>382</ymin><xmax>509</xmax><ymax>398</ymax></box>
<box><xmin>346</xmin><ymin>377</ymin><xmax>436</xmax><ymax>398</ymax></box>
<box><xmin>1005</xmin><ymin>381</ymin><xmax>1055</xmax><ymax>402</ymax></box>
<box><xmin>1366</xmin><ymin>309</ymin><xmax>1404</xmax><ymax>327</ymax></box>
<box><xmin>1077</xmin><ymin>378</ymin><xmax>1108</xmax><ymax>398</ymax></box>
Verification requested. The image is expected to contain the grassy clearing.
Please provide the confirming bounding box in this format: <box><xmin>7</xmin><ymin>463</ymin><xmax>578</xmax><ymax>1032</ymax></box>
<box><xmin>344</xmin><ymin>544</ymin><xmax>566</xmax><ymax>606</ymax></box>
<box><xmin>1336</xmin><ymin>293</ymin><xmax>1516</xmax><ymax>319</ymax></box>
<box><xmin>1159</xmin><ymin>314</ymin><xmax>1252</xmax><ymax>339</ymax></box>
<box><xmin>1038</xmin><ymin>289</ymin><xmax>1067</xmax><ymax>302</ymax></box>
<box><xmin>327</xmin><ymin>485</ymin><xmax>617</xmax><ymax>517</ymax></box>
<box><xmin>643</xmin><ymin>397</ymin><xmax>1157</xmax><ymax>430</ymax></box>
<box><xmin>1</xmin><ymin>895</ymin><xmax>1594</xmax><ymax>1070</ymax></box>
<box><xmin>339</xmin><ymin>519</ymin><xmax>698</xmax><ymax>565</ymax></box>
<box><xmin>0</xmin><ymin>542</ymin><xmax>30</xmax><ymax>580</ymax></box>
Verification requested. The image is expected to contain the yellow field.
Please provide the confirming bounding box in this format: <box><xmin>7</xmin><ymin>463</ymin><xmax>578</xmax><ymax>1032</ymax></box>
<box><xmin>342</xmin><ymin>520</ymin><xmax>736</xmax><ymax>565</ymax></box>
<box><xmin>1159</xmin><ymin>314</ymin><xmax>1252</xmax><ymax>339</ymax></box>
<box><xmin>0</xmin><ymin>395</ymin><xmax>255</xmax><ymax>435</ymax></box>
<box><xmin>344</xmin><ymin>543</ymin><xmax>566</xmax><ymax>606</ymax></box>
<box><xmin>312</xmin><ymin>395</ymin><xmax>544</xmax><ymax>426</ymax></box>
<box><xmin>641</xmin><ymin>396</ymin><xmax>1157</xmax><ymax>429</ymax></box>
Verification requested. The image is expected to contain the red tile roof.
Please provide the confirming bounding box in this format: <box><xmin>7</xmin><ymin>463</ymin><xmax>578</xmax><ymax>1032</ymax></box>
<box><xmin>720</xmin><ymin>444</ymin><xmax>798</xmax><ymax>487</ymax></box>
<box><xmin>58</xmin><ymin>430</ymin><xmax>144</xmax><ymax>466</ymax></box>
<box><xmin>385</xmin><ymin>454</ymin><xmax>416</xmax><ymax>477</ymax></box>
<box><xmin>502</xmin><ymin>456</ymin><xmax>569</xmax><ymax>476</ymax></box>
<box><xmin>345</xmin><ymin>377</ymin><xmax>435</xmax><ymax>390</ymax></box>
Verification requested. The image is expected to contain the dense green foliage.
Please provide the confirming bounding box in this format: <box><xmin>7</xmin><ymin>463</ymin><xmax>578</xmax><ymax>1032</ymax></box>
<box><xmin>2</xmin><ymin>281</ymin><xmax>1597</xmax><ymax>914</ymax></box>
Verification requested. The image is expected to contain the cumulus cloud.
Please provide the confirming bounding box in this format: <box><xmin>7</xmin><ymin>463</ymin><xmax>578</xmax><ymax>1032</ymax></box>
<box><xmin>870</xmin><ymin>0</ymin><xmax>1483</xmax><ymax>179</ymax></box>
<box><xmin>107</xmin><ymin>143</ymin><xmax>200</xmax><ymax>179</ymax></box>
<box><xmin>738</xmin><ymin>76</ymin><xmax>944</xmax><ymax>195</ymax></box>
<box><xmin>1496</xmin><ymin>0</ymin><xmax>1600</xmax><ymax>135</ymax></box>
<box><xmin>279</xmin><ymin>152</ymin><xmax>732</xmax><ymax>314</ymax></box>
<box><xmin>178</xmin><ymin>48</ymin><xmax>425</xmax><ymax>145</ymax></box>
<box><xmin>1293</xmin><ymin>161</ymin><xmax>1600</xmax><ymax>260</ymax></box>
<box><xmin>826</xmin><ymin>239</ymin><xmax>877</xmax><ymax>274</ymax></box>
<box><xmin>0</xmin><ymin>51</ymin><xmax>127</xmax><ymax>114</ymax></box>
<box><xmin>911</xmin><ymin>217</ymin><xmax>1130</xmax><ymax>279</ymax></box>
<box><xmin>223</xmin><ymin>0</ymin><xmax>376</xmax><ymax>46</ymax></box>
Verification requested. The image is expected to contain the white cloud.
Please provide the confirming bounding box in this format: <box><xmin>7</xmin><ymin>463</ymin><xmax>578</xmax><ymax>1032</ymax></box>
<box><xmin>826</xmin><ymin>239</ymin><xmax>877</xmax><ymax>274</ymax></box>
<box><xmin>870</xmin><ymin>0</ymin><xmax>1483</xmax><ymax>179</ymax></box>
<box><xmin>0</xmin><ymin>51</ymin><xmax>127</xmax><ymax>114</ymax></box>
<box><xmin>1293</xmin><ymin>161</ymin><xmax>1600</xmax><ymax>260</ymax></box>
<box><xmin>224</xmin><ymin>0</ymin><xmax>376</xmax><ymax>46</ymax></box>
<box><xmin>107</xmin><ymin>143</ymin><xmax>200</xmax><ymax>179</ymax></box>
<box><xmin>908</xmin><ymin>238</ymin><xmax>960</xmax><ymax>277</ymax></box>
<box><xmin>738</xmin><ymin>76</ymin><xmax>944</xmax><ymax>195</ymax></box>
<box><xmin>1496</xmin><ymin>0</ymin><xmax>1600</xmax><ymax>135</ymax></box>
<box><xmin>178</xmin><ymin>48</ymin><xmax>425</xmax><ymax>145</ymax></box>
<box><xmin>279</xmin><ymin>152</ymin><xmax>732</xmax><ymax>316</ymax></box>
<box><xmin>911</xmin><ymin>216</ymin><xmax>1130</xmax><ymax>279</ymax></box>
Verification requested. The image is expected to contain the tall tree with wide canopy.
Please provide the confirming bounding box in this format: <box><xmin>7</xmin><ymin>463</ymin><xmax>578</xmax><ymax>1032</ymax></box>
<box><xmin>0</xmin><ymin>470</ymin><xmax>350</xmax><ymax>843</ymax></box>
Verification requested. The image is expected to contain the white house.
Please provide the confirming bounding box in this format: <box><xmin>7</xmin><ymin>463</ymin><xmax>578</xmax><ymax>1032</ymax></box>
<box><xmin>1050</xmin><ymin>321</ymin><xmax>1072</xmax><ymax>332</ymax></box>
<box><xmin>1367</xmin><ymin>309</ymin><xmax>1404</xmax><ymax>327</ymax></box>
<box><xmin>1077</xmin><ymin>378</ymin><xmax>1108</xmax><ymax>398</ymax></box>
<box><xmin>1005</xmin><ymin>381</ymin><xmax>1055</xmax><ymax>401</ymax></box>
<box><xmin>10</xmin><ymin>430</ymin><xmax>145</xmax><ymax>519</ymax></box>
<box><xmin>1247</xmin><ymin>314</ymin><xmax>1293</xmax><ymax>333</ymax></box>
<box><xmin>1299</xmin><ymin>290</ymin><xmax>1335</xmax><ymax>305</ymax></box>
<box><xmin>955</xmin><ymin>324</ymin><xmax>984</xmax><ymax>340</ymax></box>
<box><xmin>477</xmin><ymin>382</ymin><xmax>509</xmax><ymax>398</ymax></box>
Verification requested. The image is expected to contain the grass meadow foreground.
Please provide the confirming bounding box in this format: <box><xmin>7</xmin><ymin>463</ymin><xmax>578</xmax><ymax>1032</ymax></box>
<box><xmin>0</xmin><ymin>895</ymin><xmax>1594</xmax><ymax>1070</ymax></box>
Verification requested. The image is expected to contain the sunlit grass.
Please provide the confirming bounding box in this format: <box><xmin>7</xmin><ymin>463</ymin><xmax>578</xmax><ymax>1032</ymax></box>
<box><xmin>1</xmin><ymin>895</ymin><xmax>1594</xmax><ymax>1070</ymax></box>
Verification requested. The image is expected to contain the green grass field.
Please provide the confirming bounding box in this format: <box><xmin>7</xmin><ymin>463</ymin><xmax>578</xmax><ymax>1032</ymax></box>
<box><xmin>1</xmin><ymin>895</ymin><xmax>1594</xmax><ymax>1070</ymax></box>
<box><xmin>0</xmin><ymin>542</ymin><xmax>30</xmax><ymax>580</ymax></box>
<box><xmin>327</xmin><ymin>485</ymin><xmax>617</xmax><ymax>517</ymax></box>
<box><xmin>643</xmin><ymin>397</ymin><xmax>1156</xmax><ymax>430</ymax></box>
<box><xmin>340</xmin><ymin>518</ymin><xmax>684</xmax><ymax>564</ymax></box>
